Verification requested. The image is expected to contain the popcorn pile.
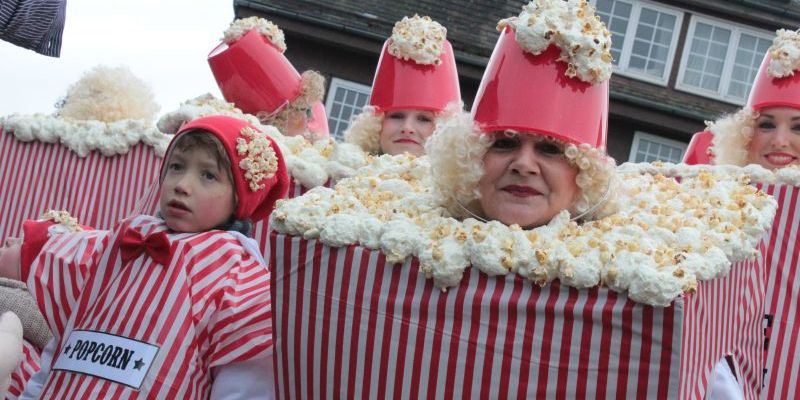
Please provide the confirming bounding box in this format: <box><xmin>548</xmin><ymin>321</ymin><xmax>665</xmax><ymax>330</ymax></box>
<box><xmin>271</xmin><ymin>158</ymin><xmax>778</xmax><ymax>307</ymax></box>
<box><xmin>0</xmin><ymin>114</ymin><xmax>170</xmax><ymax>157</ymax></box>
<box><xmin>388</xmin><ymin>15</ymin><xmax>448</xmax><ymax>65</ymax></box>
<box><xmin>767</xmin><ymin>28</ymin><xmax>800</xmax><ymax>78</ymax></box>
<box><xmin>498</xmin><ymin>0</ymin><xmax>613</xmax><ymax>84</ymax></box>
<box><xmin>158</xmin><ymin>94</ymin><xmax>369</xmax><ymax>188</ymax></box>
<box><xmin>223</xmin><ymin>16</ymin><xmax>286</xmax><ymax>52</ymax></box>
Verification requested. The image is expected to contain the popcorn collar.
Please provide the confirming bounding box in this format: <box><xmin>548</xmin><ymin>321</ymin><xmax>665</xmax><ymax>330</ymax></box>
<box><xmin>1</xmin><ymin>114</ymin><xmax>170</xmax><ymax>157</ymax></box>
<box><xmin>271</xmin><ymin>156</ymin><xmax>777</xmax><ymax>307</ymax></box>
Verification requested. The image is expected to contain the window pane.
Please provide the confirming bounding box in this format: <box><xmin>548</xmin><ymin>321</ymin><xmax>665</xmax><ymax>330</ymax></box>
<box><xmin>326</xmin><ymin>80</ymin><xmax>372</xmax><ymax>140</ymax></box>
<box><xmin>726</xmin><ymin>34</ymin><xmax>774</xmax><ymax>100</ymax></box>
<box><xmin>625</xmin><ymin>6</ymin><xmax>676</xmax><ymax>79</ymax></box>
<box><xmin>595</xmin><ymin>0</ymin><xmax>633</xmax><ymax>66</ymax></box>
<box><xmin>682</xmin><ymin>21</ymin><xmax>731</xmax><ymax>93</ymax></box>
<box><xmin>632</xmin><ymin>136</ymin><xmax>686</xmax><ymax>163</ymax></box>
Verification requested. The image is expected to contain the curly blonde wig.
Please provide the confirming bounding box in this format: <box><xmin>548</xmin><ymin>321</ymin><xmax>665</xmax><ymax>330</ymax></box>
<box><xmin>258</xmin><ymin>70</ymin><xmax>325</xmax><ymax>134</ymax></box>
<box><xmin>708</xmin><ymin>108</ymin><xmax>757</xmax><ymax>167</ymax></box>
<box><xmin>344</xmin><ymin>102</ymin><xmax>464</xmax><ymax>155</ymax></box>
<box><xmin>426</xmin><ymin>110</ymin><xmax>617</xmax><ymax>223</ymax></box>
<box><xmin>57</xmin><ymin>65</ymin><xmax>159</xmax><ymax>123</ymax></box>
<box><xmin>343</xmin><ymin>105</ymin><xmax>384</xmax><ymax>154</ymax></box>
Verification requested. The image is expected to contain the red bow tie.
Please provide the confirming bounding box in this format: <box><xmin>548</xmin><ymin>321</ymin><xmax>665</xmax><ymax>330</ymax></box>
<box><xmin>119</xmin><ymin>228</ymin><xmax>171</xmax><ymax>266</ymax></box>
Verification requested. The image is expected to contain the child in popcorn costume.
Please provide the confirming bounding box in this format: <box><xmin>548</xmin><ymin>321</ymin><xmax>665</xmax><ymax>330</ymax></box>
<box><xmin>344</xmin><ymin>15</ymin><xmax>461</xmax><ymax>156</ymax></box>
<box><xmin>0</xmin><ymin>115</ymin><xmax>289</xmax><ymax>398</ymax></box>
<box><xmin>208</xmin><ymin>17</ymin><xmax>330</xmax><ymax>142</ymax></box>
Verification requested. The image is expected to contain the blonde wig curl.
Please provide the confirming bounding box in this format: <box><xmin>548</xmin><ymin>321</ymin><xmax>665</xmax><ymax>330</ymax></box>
<box><xmin>708</xmin><ymin>108</ymin><xmax>757</xmax><ymax>167</ymax></box>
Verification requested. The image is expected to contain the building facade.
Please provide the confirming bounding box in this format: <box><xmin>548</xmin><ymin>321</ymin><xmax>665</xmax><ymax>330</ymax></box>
<box><xmin>234</xmin><ymin>0</ymin><xmax>800</xmax><ymax>163</ymax></box>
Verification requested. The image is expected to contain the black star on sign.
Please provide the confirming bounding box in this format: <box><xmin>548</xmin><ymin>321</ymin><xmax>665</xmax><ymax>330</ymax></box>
<box><xmin>63</xmin><ymin>345</ymin><xmax>71</xmax><ymax>354</ymax></box>
<box><xmin>133</xmin><ymin>358</ymin><xmax>145</xmax><ymax>370</ymax></box>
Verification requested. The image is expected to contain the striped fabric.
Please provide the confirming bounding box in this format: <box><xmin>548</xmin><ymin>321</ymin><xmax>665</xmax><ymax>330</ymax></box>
<box><xmin>269</xmin><ymin>232</ymin><xmax>765</xmax><ymax>399</ymax></box>
<box><xmin>0</xmin><ymin>0</ymin><xmax>66</xmax><ymax>57</ymax></box>
<box><xmin>133</xmin><ymin>175</ymin><xmax>320</xmax><ymax>255</ymax></box>
<box><xmin>6</xmin><ymin>340</ymin><xmax>41</xmax><ymax>400</ymax></box>
<box><xmin>757</xmin><ymin>183</ymin><xmax>800</xmax><ymax>399</ymax></box>
<box><xmin>23</xmin><ymin>215</ymin><xmax>273</xmax><ymax>398</ymax></box>
<box><xmin>0</xmin><ymin>129</ymin><xmax>163</xmax><ymax>241</ymax></box>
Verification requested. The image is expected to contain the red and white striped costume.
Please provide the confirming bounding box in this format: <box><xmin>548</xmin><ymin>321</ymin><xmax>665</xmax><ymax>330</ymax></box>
<box><xmin>20</xmin><ymin>215</ymin><xmax>273</xmax><ymax>398</ymax></box>
<box><xmin>6</xmin><ymin>341</ymin><xmax>41</xmax><ymax>400</ymax></box>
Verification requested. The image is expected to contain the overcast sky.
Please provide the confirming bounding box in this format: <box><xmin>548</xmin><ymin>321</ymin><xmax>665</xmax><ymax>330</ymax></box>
<box><xmin>0</xmin><ymin>0</ymin><xmax>233</xmax><ymax>116</ymax></box>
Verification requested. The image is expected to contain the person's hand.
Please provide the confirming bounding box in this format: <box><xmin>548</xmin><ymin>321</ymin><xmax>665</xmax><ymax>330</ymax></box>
<box><xmin>0</xmin><ymin>238</ymin><xmax>22</xmax><ymax>281</ymax></box>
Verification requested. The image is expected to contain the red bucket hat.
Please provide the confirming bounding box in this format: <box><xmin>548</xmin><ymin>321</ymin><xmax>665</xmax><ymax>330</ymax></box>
<box><xmin>368</xmin><ymin>15</ymin><xmax>461</xmax><ymax>113</ymax></box>
<box><xmin>472</xmin><ymin>28</ymin><xmax>609</xmax><ymax>148</ymax></box>
<box><xmin>683</xmin><ymin>131</ymin><xmax>714</xmax><ymax>165</ymax></box>
<box><xmin>747</xmin><ymin>29</ymin><xmax>800</xmax><ymax>111</ymax></box>
<box><xmin>163</xmin><ymin>115</ymin><xmax>290</xmax><ymax>221</ymax></box>
<box><xmin>209</xmin><ymin>28</ymin><xmax>300</xmax><ymax>117</ymax></box>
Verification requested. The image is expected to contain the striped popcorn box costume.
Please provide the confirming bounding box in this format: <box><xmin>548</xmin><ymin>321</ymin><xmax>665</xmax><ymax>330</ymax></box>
<box><xmin>16</xmin><ymin>115</ymin><xmax>289</xmax><ymax>398</ymax></box>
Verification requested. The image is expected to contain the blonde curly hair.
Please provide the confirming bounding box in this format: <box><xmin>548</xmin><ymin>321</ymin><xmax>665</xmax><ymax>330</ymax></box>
<box><xmin>707</xmin><ymin>108</ymin><xmax>757</xmax><ymax>166</ymax></box>
<box><xmin>258</xmin><ymin>70</ymin><xmax>325</xmax><ymax>134</ymax></box>
<box><xmin>344</xmin><ymin>102</ymin><xmax>463</xmax><ymax>155</ymax></box>
<box><xmin>426</xmin><ymin>110</ymin><xmax>618</xmax><ymax>223</ymax></box>
<box><xmin>343</xmin><ymin>105</ymin><xmax>384</xmax><ymax>154</ymax></box>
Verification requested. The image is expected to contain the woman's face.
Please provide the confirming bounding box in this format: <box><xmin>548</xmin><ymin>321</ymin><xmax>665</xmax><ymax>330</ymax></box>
<box><xmin>746</xmin><ymin>106</ymin><xmax>800</xmax><ymax>169</ymax></box>
<box><xmin>477</xmin><ymin>132</ymin><xmax>580</xmax><ymax>229</ymax></box>
<box><xmin>379</xmin><ymin>109</ymin><xmax>436</xmax><ymax>156</ymax></box>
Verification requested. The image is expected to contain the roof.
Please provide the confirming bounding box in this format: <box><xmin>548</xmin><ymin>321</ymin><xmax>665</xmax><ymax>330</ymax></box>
<box><xmin>235</xmin><ymin>0</ymin><xmax>799</xmax><ymax>122</ymax></box>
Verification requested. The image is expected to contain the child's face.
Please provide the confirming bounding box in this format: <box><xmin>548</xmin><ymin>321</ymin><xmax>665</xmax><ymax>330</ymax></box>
<box><xmin>159</xmin><ymin>147</ymin><xmax>235</xmax><ymax>232</ymax></box>
<box><xmin>0</xmin><ymin>237</ymin><xmax>22</xmax><ymax>280</ymax></box>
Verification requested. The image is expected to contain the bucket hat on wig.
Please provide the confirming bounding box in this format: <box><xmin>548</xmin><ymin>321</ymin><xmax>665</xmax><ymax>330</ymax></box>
<box><xmin>208</xmin><ymin>17</ymin><xmax>329</xmax><ymax>139</ymax></box>
<box><xmin>710</xmin><ymin>28</ymin><xmax>800</xmax><ymax>166</ymax></box>
<box><xmin>344</xmin><ymin>15</ymin><xmax>461</xmax><ymax>154</ymax></box>
<box><xmin>683</xmin><ymin>131</ymin><xmax>715</xmax><ymax>165</ymax></box>
<box><xmin>426</xmin><ymin>0</ymin><xmax>617</xmax><ymax>221</ymax></box>
<box><xmin>163</xmin><ymin>115</ymin><xmax>290</xmax><ymax>222</ymax></box>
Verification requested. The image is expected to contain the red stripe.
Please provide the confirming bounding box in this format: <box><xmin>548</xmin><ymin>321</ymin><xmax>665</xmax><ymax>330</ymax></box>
<box><xmin>657</xmin><ymin>301</ymin><xmax>676</xmax><ymax>399</ymax></box>
<box><xmin>595</xmin><ymin>291</ymin><xmax>618</xmax><ymax>397</ymax></box>
<box><xmin>291</xmin><ymin>238</ymin><xmax>308</xmax><ymax>400</ymax></box>
<box><xmin>479</xmin><ymin>276</ymin><xmax>507</xmax><ymax>398</ymax></box>
<box><xmin>318</xmin><ymin>243</ymin><xmax>341</xmax><ymax>398</ymax></box>
<box><xmin>614</xmin><ymin>300</ymin><xmax>636</xmax><ymax>399</ymax></box>
<box><xmin>535</xmin><ymin>283</ymin><xmax>562</xmax><ymax>394</ymax></box>
<box><xmin>332</xmin><ymin>244</ymin><xmax>356</xmax><ymax>398</ymax></box>
<box><xmin>304</xmin><ymin>242</ymin><xmax>324</xmax><ymax>400</ymax></box>
<box><xmin>496</xmin><ymin>276</ymin><xmax>525</xmax><ymax>398</ymax></box>
<box><xmin>392</xmin><ymin>254</ymin><xmax>422</xmax><ymax>399</ymax></box>
<box><xmin>375</xmin><ymin>258</ymin><xmax>403</xmax><ymax>399</ymax></box>
<box><xmin>636</xmin><ymin>303</ymin><xmax>654</xmax><ymax>399</ymax></box>
<box><xmin>460</xmin><ymin>271</ymin><xmax>488</xmax><ymax>400</ymax></box>
<box><xmin>360</xmin><ymin>252</ymin><xmax>387</xmax><ymax>397</ymax></box>
<box><xmin>408</xmin><ymin>264</ymin><xmax>435</xmax><ymax>398</ymax></box>
<box><xmin>345</xmin><ymin>247</ymin><xmax>372</xmax><ymax>399</ymax></box>
<box><xmin>555</xmin><ymin>287</ymin><xmax>580</xmax><ymax>397</ymax></box>
<box><xmin>575</xmin><ymin>287</ymin><xmax>599</xmax><ymax>399</ymax></box>
<box><xmin>515</xmin><ymin>280</ymin><xmax>544</xmax><ymax>399</ymax></box>
<box><xmin>443</xmin><ymin>268</ymin><xmax>472</xmax><ymax>397</ymax></box>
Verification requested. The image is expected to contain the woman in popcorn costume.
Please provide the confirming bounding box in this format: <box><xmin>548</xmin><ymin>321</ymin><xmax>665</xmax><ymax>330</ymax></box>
<box><xmin>343</xmin><ymin>15</ymin><xmax>461</xmax><ymax>156</ymax></box>
<box><xmin>426</xmin><ymin>1</ymin><xmax>617</xmax><ymax>230</ymax></box>
<box><xmin>1</xmin><ymin>115</ymin><xmax>290</xmax><ymax>399</ymax></box>
<box><xmin>701</xmin><ymin>28</ymin><xmax>800</xmax><ymax>171</ymax></box>
<box><xmin>209</xmin><ymin>16</ymin><xmax>330</xmax><ymax>142</ymax></box>
<box><xmin>268</xmin><ymin>1</ymin><xmax>775</xmax><ymax>396</ymax></box>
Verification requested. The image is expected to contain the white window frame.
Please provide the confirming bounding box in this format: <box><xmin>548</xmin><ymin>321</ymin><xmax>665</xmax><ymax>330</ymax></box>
<box><xmin>590</xmin><ymin>0</ymin><xmax>684</xmax><ymax>86</ymax></box>
<box><xmin>628</xmin><ymin>131</ymin><xmax>688</xmax><ymax>163</ymax></box>
<box><xmin>324</xmin><ymin>77</ymin><xmax>372</xmax><ymax>141</ymax></box>
<box><xmin>676</xmin><ymin>14</ymin><xmax>773</xmax><ymax>105</ymax></box>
